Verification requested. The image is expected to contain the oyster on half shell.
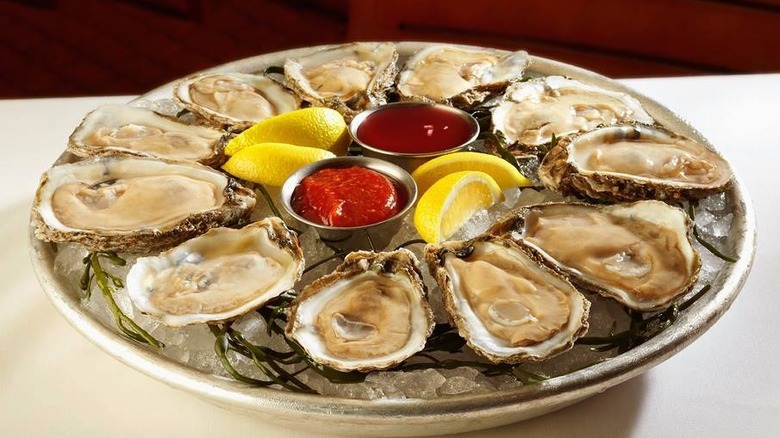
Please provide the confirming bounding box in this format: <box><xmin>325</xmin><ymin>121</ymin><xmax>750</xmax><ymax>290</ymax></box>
<box><xmin>425</xmin><ymin>236</ymin><xmax>590</xmax><ymax>364</ymax></box>
<box><xmin>489</xmin><ymin>201</ymin><xmax>701</xmax><ymax>311</ymax></box>
<box><xmin>126</xmin><ymin>218</ymin><xmax>304</xmax><ymax>327</ymax></box>
<box><xmin>68</xmin><ymin>104</ymin><xmax>228</xmax><ymax>167</ymax></box>
<box><xmin>285</xmin><ymin>249</ymin><xmax>434</xmax><ymax>372</ymax></box>
<box><xmin>491</xmin><ymin>76</ymin><xmax>654</xmax><ymax>152</ymax></box>
<box><xmin>396</xmin><ymin>45</ymin><xmax>530</xmax><ymax>108</ymax></box>
<box><xmin>539</xmin><ymin>124</ymin><xmax>733</xmax><ymax>201</ymax></box>
<box><xmin>284</xmin><ymin>42</ymin><xmax>399</xmax><ymax>119</ymax></box>
<box><xmin>32</xmin><ymin>156</ymin><xmax>256</xmax><ymax>252</ymax></box>
<box><xmin>174</xmin><ymin>72</ymin><xmax>300</xmax><ymax>131</ymax></box>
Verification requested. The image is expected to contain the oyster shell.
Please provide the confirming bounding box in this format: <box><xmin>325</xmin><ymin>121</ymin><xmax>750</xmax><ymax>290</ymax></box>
<box><xmin>174</xmin><ymin>72</ymin><xmax>300</xmax><ymax>130</ymax></box>
<box><xmin>68</xmin><ymin>104</ymin><xmax>228</xmax><ymax>167</ymax></box>
<box><xmin>285</xmin><ymin>249</ymin><xmax>434</xmax><ymax>372</ymax></box>
<box><xmin>396</xmin><ymin>45</ymin><xmax>530</xmax><ymax>107</ymax></box>
<box><xmin>491</xmin><ymin>76</ymin><xmax>654</xmax><ymax>152</ymax></box>
<box><xmin>489</xmin><ymin>201</ymin><xmax>701</xmax><ymax>311</ymax></box>
<box><xmin>538</xmin><ymin>123</ymin><xmax>733</xmax><ymax>201</ymax></box>
<box><xmin>424</xmin><ymin>236</ymin><xmax>590</xmax><ymax>364</ymax></box>
<box><xmin>284</xmin><ymin>42</ymin><xmax>398</xmax><ymax>119</ymax></box>
<box><xmin>32</xmin><ymin>156</ymin><xmax>255</xmax><ymax>252</ymax></box>
<box><xmin>126</xmin><ymin>218</ymin><xmax>303</xmax><ymax>327</ymax></box>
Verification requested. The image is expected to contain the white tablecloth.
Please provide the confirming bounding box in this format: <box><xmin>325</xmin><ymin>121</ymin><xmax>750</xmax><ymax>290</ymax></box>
<box><xmin>1</xmin><ymin>74</ymin><xmax>778</xmax><ymax>437</ymax></box>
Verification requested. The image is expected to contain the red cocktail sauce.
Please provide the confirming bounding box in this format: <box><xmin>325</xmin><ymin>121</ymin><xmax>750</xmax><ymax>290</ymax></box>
<box><xmin>291</xmin><ymin>166</ymin><xmax>404</xmax><ymax>227</ymax></box>
<box><xmin>356</xmin><ymin>104</ymin><xmax>474</xmax><ymax>154</ymax></box>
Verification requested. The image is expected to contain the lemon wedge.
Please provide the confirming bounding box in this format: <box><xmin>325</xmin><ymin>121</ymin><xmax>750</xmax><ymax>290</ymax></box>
<box><xmin>414</xmin><ymin>171</ymin><xmax>502</xmax><ymax>244</ymax></box>
<box><xmin>411</xmin><ymin>151</ymin><xmax>532</xmax><ymax>195</ymax></box>
<box><xmin>222</xmin><ymin>142</ymin><xmax>335</xmax><ymax>187</ymax></box>
<box><xmin>225</xmin><ymin>107</ymin><xmax>351</xmax><ymax>156</ymax></box>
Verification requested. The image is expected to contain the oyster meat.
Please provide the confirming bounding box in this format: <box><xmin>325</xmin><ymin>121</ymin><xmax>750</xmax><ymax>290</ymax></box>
<box><xmin>491</xmin><ymin>76</ymin><xmax>654</xmax><ymax>151</ymax></box>
<box><xmin>174</xmin><ymin>72</ymin><xmax>300</xmax><ymax>130</ymax></box>
<box><xmin>126</xmin><ymin>218</ymin><xmax>304</xmax><ymax>327</ymax></box>
<box><xmin>425</xmin><ymin>236</ymin><xmax>590</xmax><ymax>363</ymax></box>
<box><xmin>285</xmin><ymin>249</ymin><xmax>434</xmax><ymax>372</ymax></box>
<box><xmin>68</xmin><ymin>104</ymin><xmax>227</xmax><ymax>167</ymax></box>
<box><xmin>284</xmin><ymin>42</ymin><xmax>398</xmax><ymax>119</ymax></box>
<box><xmin>32</xmin><ymin>156</ymin><xmax>255</xmax><ymax>252</ymax></box>
<box><xmin>489</xmin><ymin>201</ymin><xmax>701</xmax><ymax>311</ymax></box>
<box><xmin>396</xmin><ymin>45</ymin><xmax>530</xmax><ymax>107</ymax></box>
<box><xmin>539</xmin><ymin>124</ymin><xmax>733</xmax><ymax>201</ymax></box>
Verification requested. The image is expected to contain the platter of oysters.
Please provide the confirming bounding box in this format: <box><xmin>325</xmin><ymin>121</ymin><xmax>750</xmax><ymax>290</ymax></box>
<box><xmin>29</xmin><ymin>42</ymin><xmax>755</xmax><ymax>436</ymax></box>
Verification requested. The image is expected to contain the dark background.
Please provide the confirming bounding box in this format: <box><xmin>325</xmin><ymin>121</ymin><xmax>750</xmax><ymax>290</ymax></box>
<box><xmin>2</xmin><ymin>0</ymin><xmax>779</xmax><ymax>98</ymax></box>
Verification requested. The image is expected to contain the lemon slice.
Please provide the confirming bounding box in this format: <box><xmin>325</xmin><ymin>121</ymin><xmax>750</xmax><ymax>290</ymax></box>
<box><xmin>222</xmin><ymin>142</ymin><xmax>335</xmax><ymax>187</ymax></box>
<box><xmin>414</xmin><ymin>171</ymin><xmax>502</xmax><ymax>244</ymax></box>
<box><xmin>225</xmin><ymin>107</ymin><xmax>350</xmax><ymax>156</ymax></box>
<box><xmin>412</xmin><ymin>151</ymin><xmax>532</xmax><ymax>195</ymax></box>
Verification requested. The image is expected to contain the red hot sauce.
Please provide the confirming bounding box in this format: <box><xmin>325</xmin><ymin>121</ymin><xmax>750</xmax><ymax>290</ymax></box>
<box><xmin>291</xmin><ymin>166</ymin><xmax>404</xmax><ymax>227</ymax></box>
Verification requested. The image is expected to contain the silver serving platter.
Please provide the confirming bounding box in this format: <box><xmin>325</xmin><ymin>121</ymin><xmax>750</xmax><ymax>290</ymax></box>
<box><xmin>29</xmin><ymin>42</ymin><xmax>756</xmax><ymax>436</ymax></box>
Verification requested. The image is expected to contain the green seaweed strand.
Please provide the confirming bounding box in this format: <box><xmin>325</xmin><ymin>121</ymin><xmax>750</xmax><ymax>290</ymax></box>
<box><xmin>82</xmin><ymin>252</ymin><xmax>163</xmax><ymax>348</ymax></box>
<box><xmin>687</xmin><ymin>202</ymin><xmax>737</xmax><ymax>263</ymax></box>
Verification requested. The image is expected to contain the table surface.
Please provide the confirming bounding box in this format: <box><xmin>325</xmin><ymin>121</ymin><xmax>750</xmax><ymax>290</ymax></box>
<box><xmin>1</xmin><ymin>73</ymin><xmax>778</xmax><ymax>437</ymax></box>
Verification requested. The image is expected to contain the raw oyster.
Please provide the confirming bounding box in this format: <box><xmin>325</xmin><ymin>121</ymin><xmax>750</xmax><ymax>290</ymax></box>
<box><xmin>285</xmin><ymin>249</ymin><xmax>434</xmax><ymax>372</ymax></box>
<box><xmin>174</xmin><ymin>72</ymin><xmax>300</xmax><ymax>130</ymax></box>
<box><xmin>538</xmin><ymin>124</ymin><xmax>733</xmax><ymax>201</ymax></box>
<box><xmin>284</xmin><ymin>42</ymin><xmax>398</xmax><ymax>119</ymax></box>
<box><xmin>491</xmin><ymin>76</ymin><xmax>654</xmax><ymax>152</ymax></box>
<box><xmin>126</xmin><ymin>218</ymin><xmax>303</xmax><ymax>327</ymax></box>
<box><xmin>489</xmin><ymin>201</ymin><xmax>701</xmax><ymax>311</ymax></box>
<box><xmin>424</xmin><ymin>236</ymin><xmax>590</xmax><ymax>364</ymax></box>
<box><xmin>32</xmin><ymin>156</ymin><xmax>255</xmax><ymax>252</ymax></box>
<box><xmin>68</xmin><ymin>104</ymin><xmax>228</xmax><ymax>167</ymax></box>
<box><xmin>396</xmin><ymin>45</ymin><xmax>530</xmax><ymax>107</ymax></box>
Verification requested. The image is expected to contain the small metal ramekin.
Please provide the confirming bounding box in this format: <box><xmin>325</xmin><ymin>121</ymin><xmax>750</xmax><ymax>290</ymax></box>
<box><xmin>349</xmin><ymin>102</ymin><xmax>480</xmax><ymax>173</ymax></box>
<box><xmin>280</xmin><ymin>156</ymin><xmax>417</xmax><ymax>252</ymax></box>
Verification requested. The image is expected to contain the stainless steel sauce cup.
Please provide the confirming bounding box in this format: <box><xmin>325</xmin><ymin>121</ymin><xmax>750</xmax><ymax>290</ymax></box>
<box><xmin>280</xmin><ymin>156</ymin><xmax>418</xmax><ymax>252</ymax></box>
<box><xmin>349</xmin><ymin>102</ymin><xmax>480</xmax><ymax>173</ymax></box>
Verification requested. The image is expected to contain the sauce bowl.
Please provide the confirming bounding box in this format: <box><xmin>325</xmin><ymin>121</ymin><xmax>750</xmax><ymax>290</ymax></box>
<box><xmin>349</xmin><ymin>102</ymin><xmax>480</xmax><ymax>173</ymax></box>
<box><xmin>280</xmin><ymin>156</ymin><xmax>417</xmax><ymax>251</ymax></box>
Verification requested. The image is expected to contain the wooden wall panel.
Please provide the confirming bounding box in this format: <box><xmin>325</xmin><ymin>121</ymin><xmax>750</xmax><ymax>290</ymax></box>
<box><xmin>0</xmin><ymin>0</ymin><xmax>347</xmax><ymax>98</ymax></box>
<box><xmin>348</xmin><ymin>0</ymin><xmax>780</xmax><ymax>77</ymax></box>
